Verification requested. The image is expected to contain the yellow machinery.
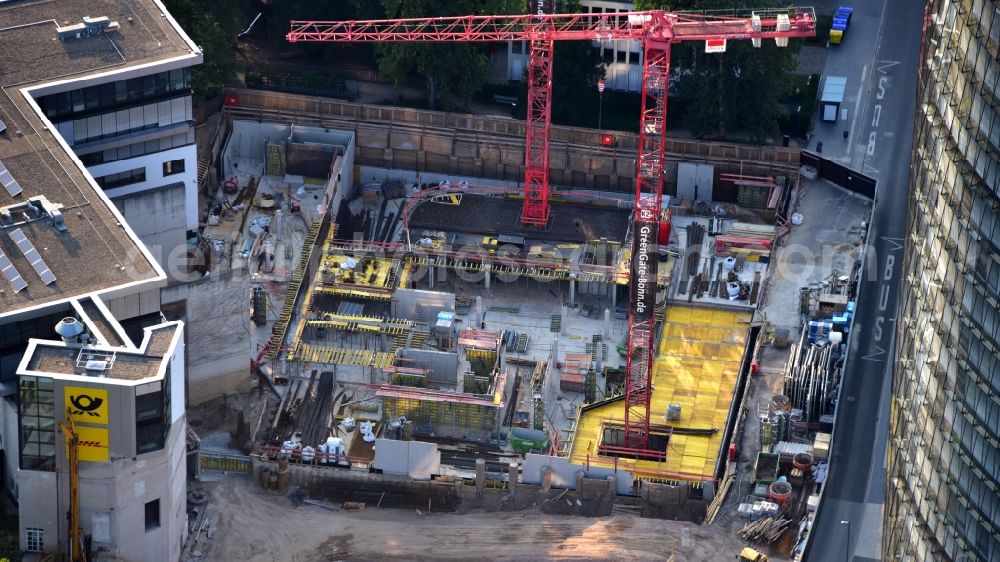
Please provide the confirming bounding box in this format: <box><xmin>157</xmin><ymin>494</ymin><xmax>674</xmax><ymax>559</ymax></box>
<box><xmin>59</xmin><ymin>411</ymin><xmax>87</xmax><ymax>562</ymax></box>
<box><xmin>739</xmin><ymin>547</ymin><xmax>768</xmax><ymax>562</ymax></box>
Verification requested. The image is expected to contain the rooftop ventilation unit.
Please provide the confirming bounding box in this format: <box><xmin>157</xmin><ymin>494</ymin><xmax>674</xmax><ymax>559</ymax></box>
<box><xmin>0</xmin><ymin>195</ymin><xmax>68</xmax><ymax>233</ymax></box>
<box><xmin>57</xmin><ymin>16</ymin><xmax>120</xmax><ymax>41</ymax></box>
<box><xmin>56</xmin><ymin>317</ymin><xmax>85</xmax><ymax>342</ymax></box>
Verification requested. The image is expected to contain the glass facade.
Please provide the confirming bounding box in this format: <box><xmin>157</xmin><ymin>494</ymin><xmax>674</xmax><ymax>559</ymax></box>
<box><xmin>885</xmin><ymin>1</ymin><xmax>1000</xmax><ymax>561</ymax></box>
<box><xmin>37</xmin><ymin>68</ymin><xmax>192</xmax><ymax>122</ymax></box>
<box><xmin>94</xmin><ymin>167</ymin><xmax>146</xmax><ymax>190</ymax></box>
<box><xmin>136</xmin><ymin>367</ymin><xmax>170</xmax><ymax>455</ymax></box>
<box><xmin>19</xmin><ymin>376</ymin><xmax>55</xmax><ymax>471</ymax></box>
<box><xmin>78</xmin><ymin>131</ymin><xmax>195</xmax><ymax>167</ymax></box>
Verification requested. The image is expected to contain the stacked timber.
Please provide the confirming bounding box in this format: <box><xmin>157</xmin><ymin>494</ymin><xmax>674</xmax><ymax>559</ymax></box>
<box><xmin>739</xmin><ymin>516</ymin><xmax>791</xmax><ymax>544</ymax></box>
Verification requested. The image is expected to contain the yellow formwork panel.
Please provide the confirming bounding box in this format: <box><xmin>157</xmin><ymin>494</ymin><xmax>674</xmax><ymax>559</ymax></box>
<box><xmin>569</xmin><ymin>305</ymin><xmax>751</xmax><ymax>481</ymax></box>
<box><xmin>295</xmin><ymin>343</ymin><xmax>394</xmax><ymax>368</ymax></box>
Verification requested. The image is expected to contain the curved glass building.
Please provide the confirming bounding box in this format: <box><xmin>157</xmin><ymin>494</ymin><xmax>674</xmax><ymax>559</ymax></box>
<box><xmin>885</xmin><ymin>1</ymin><xmax>1000</xmax><ymax>561</ymax></box>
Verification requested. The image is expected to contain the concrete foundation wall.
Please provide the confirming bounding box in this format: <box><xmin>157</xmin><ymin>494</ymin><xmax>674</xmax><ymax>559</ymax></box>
<box><xmin>357</xmin><ymin>165</ymin><xmax>517</xmax><ymax>191</ymax></box>
<box><xmin>372</xmin><ymin>438</ymin><xmax>441</xmax><ymax>480</ymax></box>
<box><xmin>161</xmin><ymin>269</ymin><xmax>250</xmax><ymax>405</ymax></box>
<box><xmin>253</xmin><ymin>457</ymin><xmax>460</xmax><ymax>510</ymax></box>
<box><xmin>391</xmin><ymin>289</ymin><xmax>455</xmax><ymax>325</ymax></box>
<box><xmin>641</xmin><ymin>481</ymin><xmax>710</xmax><ymax>522</ymax></box>
<box><xmin>522</xmin><ymin>453</ymin><xmax>635</xmax><ymax>495</ymax></box>
<box><xmin>395</xmin><ymin>349</ymin><xmax>458</xmax><ymax>386</ymax></box>
<box><xmin>227</xmin><ymin>89</ymin><xmax>800</xmax><ymax>195</ymax></box>
<box><xmin>111</xmin><ymin>183</ymin><xmax>188</xmax><ymax>282</ymax></box>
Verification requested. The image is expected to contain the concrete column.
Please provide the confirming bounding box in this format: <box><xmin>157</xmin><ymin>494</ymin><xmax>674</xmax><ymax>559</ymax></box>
<box><xmin>428</xmin><ymin>258</ymin><xmax>435</xmax><ymax>288</ymax></box>
<box><xmin>611</xmin><ymin>284</ymin><xmax>617</xmax><ymax>310</ymax></box>
<box><xmin>569</xmin><ymin>276</ymin><xmax>576</xmax><ymax>306</ymax></box>
<box><xmin>551</xmin><ymin>336</ymin><xmax>559</xmax><ymax>371</ymax></box>
<box><xmin>475</xmin><ymin>458</ymin><xmax>486</xmax><ymax>497</ymax></box>
<box><xmin>560</xmin><ymin>305</ymin><xmax>567</xmax><ymax>336</ymax></box>
<box><xmin>484</xmin><ymin>269</ymin><xmax>491</xmax><ymax>290</ymax></box>
<box><xmin>508</xmin><ymin>462</ymin><xmax>519</xmax><ymax>496</ymax></box>
<box><xmin>604</xmin><ymin>308</ymin><xmax>611</xmax><ymax>342</ymax></box>
<box><xmin>541</xmin><ymin>466</ymin><xmax>553</xmax><ymax>493</ymax></box>
<box><xmin>702</xmin><ymin>480</ymin><xmax>715</xmax><ymax>502</ymax></box>
<box><xmin>476</xmin><ymin>296</ymin><xmax>483</xmax><ymax>328</ymax></box>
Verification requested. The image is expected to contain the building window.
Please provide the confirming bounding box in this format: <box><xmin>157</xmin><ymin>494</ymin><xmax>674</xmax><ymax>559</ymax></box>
<box><xmin>144</xmin><ymin>499</ymin><xmax>160</xmax><ymax>531</ymax></box>
<box><xmin>25</xmin><ymin>527</ymin><xmax>43</xmax><ymax>552</ymax></box>
<box><xmin>94</xmin><ymin>167</ymin><xmax>146</xmax><ymax>190</ymax></box>
<box><xmin>20</xmin><ymin>376</ymin><xmax>56</xmax><ymax>471</ymax></box>
<box><xmin>77</xmin><ymin>131</ymin><xmax>195</xmax><ymax>168</ymax></box>
<box><xmin>163</xmin><ymin>159</ymin><xmax>185</xmax><ymax>176</ymax></box>
<box><xmin>38</xmin><ymin>68</ymin><xmax>192</xmax><ymax>121</ymax></box>
<box><xmin>136</xmin><ymin>384</ymin><xmax>167</xmax><ymax>454</ymax></box>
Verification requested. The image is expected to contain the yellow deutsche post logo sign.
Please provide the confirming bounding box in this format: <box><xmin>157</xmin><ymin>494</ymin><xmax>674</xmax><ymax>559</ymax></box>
<box><xmin>64</xmin><ymin>386</ymin><xmax>109</xmax><ymax>424</ymax></box>
<box><xmin>72</xmin><ymin>426</ymin><xmax>110</xmax><ymax>463</ymax></box>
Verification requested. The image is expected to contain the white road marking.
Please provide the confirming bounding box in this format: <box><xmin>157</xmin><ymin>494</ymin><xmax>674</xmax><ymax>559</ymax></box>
<box><xmin>849</xmin><ymin>65</ymin><xmax>868</xmax><ymax>148</ymax></box>
<box><xmin>876</xmin><ymin>59</ymin><xmax>901</xmax><ymax>74</ymax></box>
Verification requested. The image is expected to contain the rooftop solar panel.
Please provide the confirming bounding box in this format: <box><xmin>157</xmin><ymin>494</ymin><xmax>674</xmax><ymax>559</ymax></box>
<box><xmin>0</xmin><ymin>162</ymin><xmax>22</xmax><ymax>197</ymax></box>
<box><xmin>0</xmin><ymin>251</ymin><xmax>27</xmax><ymax>293</ymax></box>
<box><xmin>9</xmin><ymin>228</ymin><xmax>56</xmax><ymax>285</ymax></box>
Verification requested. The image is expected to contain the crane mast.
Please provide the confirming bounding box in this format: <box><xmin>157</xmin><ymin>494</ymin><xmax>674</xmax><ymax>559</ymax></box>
<box><xmin>289</xmin><ymin>8</ymin><xmax>815</xmax><ymax>453</ymax></box>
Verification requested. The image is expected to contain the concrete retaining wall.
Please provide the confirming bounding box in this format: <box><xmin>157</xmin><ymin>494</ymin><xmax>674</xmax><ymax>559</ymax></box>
<box><xmin>226</xmin><ymin>89</ymin><xmax>800</xmax><ymax>195</ymax></box>
<box><xmin>522</xmin><ymin>453</ymin><xmax>635</xmax><ymax>495</ymax></box>
<box><xmin>372</xmin><ymin>438</ymin><xmax>441</xmax><ymax>480</ymax></box>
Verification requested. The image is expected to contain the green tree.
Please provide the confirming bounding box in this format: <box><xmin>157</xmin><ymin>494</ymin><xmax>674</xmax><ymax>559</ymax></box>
<box><xmin>164</xmin><ymin>0</ymin><xmax>246</xmax><ymax>102</ymax></box>
<box><xmin>549</xmin><ymin>1</ymin><xmax>606</xmax><ymax>126</ymax></box>
<box><xmin>375</xmin><ymin>0</ymin><xmax>522</xmax><ymax>110</ymax></box>
<box><xmin>635</xmin><ymin>0</ymin><xmax>800</xmax><ymax>141</ymax></box>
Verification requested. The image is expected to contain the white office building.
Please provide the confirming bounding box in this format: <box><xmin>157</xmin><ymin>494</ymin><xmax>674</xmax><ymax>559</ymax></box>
<box><xmin>0</xmin><ymin>0</ymin><xmax>199</xmax><ymax>560</ymax></box>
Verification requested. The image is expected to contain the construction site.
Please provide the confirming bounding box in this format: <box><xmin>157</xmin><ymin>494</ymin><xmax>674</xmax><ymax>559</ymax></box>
<box><xmin>177</xmin><ymin>7</ymin><xmax>877</xmax><ymax>562</ymax></box>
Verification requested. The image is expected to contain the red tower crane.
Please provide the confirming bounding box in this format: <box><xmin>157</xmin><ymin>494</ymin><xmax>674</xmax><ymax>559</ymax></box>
<box><xmin>288</xmin><ymin>8</ymin><xmax>815</xmax><ymax>455</ymax></box>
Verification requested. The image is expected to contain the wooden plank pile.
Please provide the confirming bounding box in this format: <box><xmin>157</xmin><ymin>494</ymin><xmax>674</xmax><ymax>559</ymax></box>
<box><xmin>739</xmin><ymin>516</ymin><xmax>791</xmax><ymax>544</ymax></box>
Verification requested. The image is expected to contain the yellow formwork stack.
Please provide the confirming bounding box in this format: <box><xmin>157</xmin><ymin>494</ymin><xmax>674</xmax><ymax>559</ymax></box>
<box><xmin>293</xmin><ymin>343</ymin><xmax>394</xmax><ymax>368</ymax></box>
<box><xmin>266</xmin><ymin>220</ymin><xmax>328</xmax><ymax>359</ymax></box>
<box><xmin>382</xmin><ymin>396</ymin><xmax>497</xmax><ymax>431</ymax></box>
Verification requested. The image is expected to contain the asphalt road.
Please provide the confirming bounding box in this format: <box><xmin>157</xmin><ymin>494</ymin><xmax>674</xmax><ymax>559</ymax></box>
<box><xmin>805</xmin><ymin>0</ymin><xmax>888</xmax><ymax>165</ymax></box>
<box><xmin>802</xmin><ymin>1</ymin><xmax>924</xmax><ymax>561</ymax></box>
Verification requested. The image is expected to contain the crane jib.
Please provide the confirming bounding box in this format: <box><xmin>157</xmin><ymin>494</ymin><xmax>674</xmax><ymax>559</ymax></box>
<box><xmin>630</xmin><ymin>215</ymin><xmax>657</xmax><ymax>322</ymax></box>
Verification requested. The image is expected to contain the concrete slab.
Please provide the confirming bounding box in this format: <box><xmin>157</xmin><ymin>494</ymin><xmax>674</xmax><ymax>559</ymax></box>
<box><xmin>409</xmin><ymin>195</ymin><xmax>631</xmax><ymax>244</ymax></box>
<box><xmin>466</xmin><ymin>280</ymin><xmax>627</xmax><ymax>442</ymax></box>
<box><xmin>761</xmin><ymin>179</ymin><xmax>870</xmax><ymax>332</ymax></box>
